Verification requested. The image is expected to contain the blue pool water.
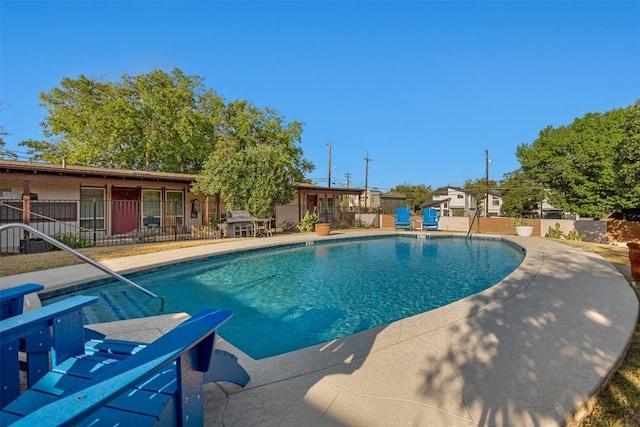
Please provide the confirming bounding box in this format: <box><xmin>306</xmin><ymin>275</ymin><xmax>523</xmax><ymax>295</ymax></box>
<box><xmin>43</xmin><ymin>235</ymin><xmax>524</xmax><ymax>359</ymax></box>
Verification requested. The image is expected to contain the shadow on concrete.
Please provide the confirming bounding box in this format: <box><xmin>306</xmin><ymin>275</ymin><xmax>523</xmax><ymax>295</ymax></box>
<box><xmin>416</xmin><ymin>240</ymin><xmax>638</xmax><ymax>426</ymax></box>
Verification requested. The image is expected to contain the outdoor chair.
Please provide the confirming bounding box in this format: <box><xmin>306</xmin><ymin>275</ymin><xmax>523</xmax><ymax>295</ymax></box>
<box><xmin>144</xmin><ymin>215</ymin><xmax>160</xmax><ymax>231</ymax></box>
<box><xmin>393</xmin><ymin>207</ymin><xmax>412</xmax><ymax>230</ymax></box>
<box><xmin>0</xmin><ymin>291</ymin><xmax>249</xmax><ymax>426</ymax></box>
<box><xmin>0</xmin><ymin>283</ymin><xmax>44</xmax><ymax>320</ymax></box>
<box><xmin>419</xmin><ymin>208</ymin><xmax>439</xmax><ymax>231</ymax></box>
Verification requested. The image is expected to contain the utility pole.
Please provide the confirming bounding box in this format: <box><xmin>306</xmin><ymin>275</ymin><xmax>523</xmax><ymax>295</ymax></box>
<box><xmin>364</xmin><ymin>152</ymin><xmax>371</xmax><ymax>210</ymax></box>
<box><xmin>327</xmin><ymin>141</ymin><xmax>332</xmax><ymax>188</ymax></box>
<box><xmin>485</xmin><ymin>149</ymin><xmax>490</xmax><ymax>218</ymax></box>
<box><xmin>344</xmin><ymin>172</ymin><xmax>351</xmax><ymax>188</ymax></box>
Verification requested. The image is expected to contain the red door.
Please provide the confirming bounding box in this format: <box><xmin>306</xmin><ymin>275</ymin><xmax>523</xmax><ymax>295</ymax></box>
<box><xmin>112</xmin><ymin>188</ymin><xmax>140</xmax><ymax>235</ymax></box>
<box><xmin>306</xmin><ymin>195</ymin><xmax>317</xmax><ymax>215</ymax></box>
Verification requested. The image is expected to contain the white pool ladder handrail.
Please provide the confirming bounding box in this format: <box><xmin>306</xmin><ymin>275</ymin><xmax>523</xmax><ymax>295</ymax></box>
<box><xmin>465</xmin><ymin>209</ymin><xmax>481</xmax><ymax>242</ymax></box>
<box><xmin>0</xmin><ymin>223</ymin><xmax>165</xmax><ymax>311</ymax></box>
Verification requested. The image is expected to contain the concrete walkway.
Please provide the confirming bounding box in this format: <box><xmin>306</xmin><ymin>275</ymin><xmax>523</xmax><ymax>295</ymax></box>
<box><xmin>2</xmin><ymin>232</ymin><xmax>637</xmax><ymax>426</ymax></box>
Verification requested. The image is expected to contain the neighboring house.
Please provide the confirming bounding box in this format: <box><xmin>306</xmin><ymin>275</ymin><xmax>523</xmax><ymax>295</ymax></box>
<box><xmin>347</xmin><ymin>189</ymin><xmax>381</xmax><ymax>212</ymax></box>
<box><xmin>477</xmin><ymin>192</ymin><xmax>503</xmax><ymax>217</ymax></box>
<box><xmin>535</xmin><ymin>199</ymin><xmax>578</xmax><ymax>220</ymax></box>
<box><xmin>379</xmin><ymin>191</ymin><xmax>406</xmax><ymax>215</ymax></box>
<box><xmin>276</xmin><ymin>183</ymin><xmax>365</xmax><ymax>228</ymax></box>
<box><xmin>429</xmin><ymin>186</ymin><xmax>477</xmax><ymax>217</ymax></box>
<box><xmin>0</xmin><ymin>160</ymin><xmax>210</xmax><ymax>245</ymax></box>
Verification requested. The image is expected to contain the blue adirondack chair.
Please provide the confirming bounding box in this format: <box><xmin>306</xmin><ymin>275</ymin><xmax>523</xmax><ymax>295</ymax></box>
<box><xmin>0</xmin><ymin>293</ymin><xmax>249</xmax><ymax>426</ymax></box>
<box><xmin>393</xmin><ymin>207</ymin><xmax>412</xmax><ymax>230</ymax></box>
<box><xmin>0</xmin><ymin>283</ymin><xmax>44</xmax><ymax>319</ymax></box>
<box><xmin>419</xmin><ymin>208</ymin><xmax>439</xmax><ymax>231</ymax></box>
<box><xmin>0</xmin><ymin>284</ymin><xmax>106</xmax><ymax>394</ymax></box>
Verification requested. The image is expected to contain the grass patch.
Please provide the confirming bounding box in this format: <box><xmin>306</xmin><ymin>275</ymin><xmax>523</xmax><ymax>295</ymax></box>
<box><xmin>552</xmin><ymin>239</ymin><xmax>639</xmax><ymax>426</ymax></box>
<box><xmin>579</xmin><ymin>283</ymin><xmax>640</xmax><ymax>427</ymax></box>
<box><xmin>553</xmin><ymin>240</ymin><xmax>630</xmax><ymax>266</ymax></box>
<box><xmin>0</xmin><ymin>239</ymin><xmax>225</xmax><ymax>276</ymax></box>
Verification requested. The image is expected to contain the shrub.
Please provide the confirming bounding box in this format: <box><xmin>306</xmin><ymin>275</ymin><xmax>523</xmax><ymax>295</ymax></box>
<box><xmin>566</xmin><ymin>229</ymin><xmax>582</xmax><ymax>241</ymax></box>
<box><xmin>297</xmin><ymin>211</ymin><xmax>319</xmax><ymax>232</ymax></box>
<box><xmin>279</xmin><ymin>220</ymin><xmax>298</xmax><ymax>233</ymax></box>
<box><xmin>52</xmin><ymin>233</ymin><xmax>94</xmax><ymax>249</ymax></box>
<box><xmin>546</xmin><ymin>223</ymin><xmax>565</xmax><ymax>239</ymax></box>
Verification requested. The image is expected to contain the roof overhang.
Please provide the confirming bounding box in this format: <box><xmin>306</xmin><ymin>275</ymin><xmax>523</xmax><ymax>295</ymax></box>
<box><xmin>0</xmin><ymin>160</ymin><xmax>198</xmax><ymax>183</ymax></box>
<box><xmin>295</xmin><ymin>183</ymin><xmax>365</xmax><ymax>196</ymax></box>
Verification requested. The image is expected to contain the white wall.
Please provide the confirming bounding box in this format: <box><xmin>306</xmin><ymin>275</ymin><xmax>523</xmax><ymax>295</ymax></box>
<box><xmin>438</xmin><ymin>216</ymin><xmax>469</xmax><ymax>232</ymax></box>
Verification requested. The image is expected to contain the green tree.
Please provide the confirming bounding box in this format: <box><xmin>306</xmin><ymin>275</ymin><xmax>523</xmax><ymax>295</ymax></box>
<box><xmin>463</xmin><ymin>178</ymin><xmax>499</xmax><ymax>199</ymax></box>
<box><xmin>192</xmin><ymin>100</ymin><xmax>314</xmax><ymax>218</ymax></box>
<box><xmin>497</xmin><ymin>170</ymin><xmax>543</xmax><ymax>218</ymax></box>
<box><xmin>390</xmin><ymin>184</ymin><xmax>432</xmax><ymax>212</ymax></box>
<box><xmin>516</xmin><ymin>103</ymin><xmax>636</xmax><ymax>217</ymax></box>
<box><xmin>614</xmin><ymin>99</ymin><xmax>640</xmax><ymax>203</ymax></box>
<box><xmin>32</xmin><ymin>69</ymin><xmax>223</xmax><ymax>173</ymax></box>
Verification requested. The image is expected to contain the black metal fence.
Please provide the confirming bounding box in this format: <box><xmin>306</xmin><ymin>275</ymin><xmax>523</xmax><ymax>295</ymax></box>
<box><xmin>0</xmin><ymin>199</ymin><xmax>222</xmax><ymax>254</ymax></box>
<box><xmin>0</xmin><ymin>199</ymin><xmax>374</xmax><ymax>255</ymax></box>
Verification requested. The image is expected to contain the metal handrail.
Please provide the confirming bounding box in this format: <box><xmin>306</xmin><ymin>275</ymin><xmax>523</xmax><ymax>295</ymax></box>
<box><xmin>1</xmin><ymin>223</ymin><xmax>165</xmax><ymax>311</ymax></box>
<box><xmin>465</xmin><ymin>209</ymin><xmax>481</xmax><ymax>242</ymax></box>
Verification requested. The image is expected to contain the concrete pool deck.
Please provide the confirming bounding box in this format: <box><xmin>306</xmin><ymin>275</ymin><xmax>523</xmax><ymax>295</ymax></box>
<box><xmin>1</xmin><ymin>231</ymin><xmax>638</xmax><ymax>426</ymax></box>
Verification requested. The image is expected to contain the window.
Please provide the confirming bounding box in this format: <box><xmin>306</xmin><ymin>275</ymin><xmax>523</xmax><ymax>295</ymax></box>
<box><xmin>142</xmin><ymin>190</ymin><xmax>161</xmax><ymax>226</ymax></box>
<box><xmin>492</xmin><ymin>197</ymin><xmax>500</xmax><ymax>206</ymax></box>
<box><xmin>80</xmin><ymin>188</ymin><xmax>105</xmax><ymax>230</ymax></box>
<box><xmin>457</xmin><ymin>194</ymin><xmax>464</xmax><ymax>199</ymax></box>
<box><xmin>166</xmin><ymin>191</ymin><xmax>184</xmax><ymax>226</ymax></box>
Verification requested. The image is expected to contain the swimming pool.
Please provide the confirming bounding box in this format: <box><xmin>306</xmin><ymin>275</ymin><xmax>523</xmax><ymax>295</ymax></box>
<box><xmin>43</xmin><ymin>235</ymin><xmax>524</xmax><ymax>359</ymax></box>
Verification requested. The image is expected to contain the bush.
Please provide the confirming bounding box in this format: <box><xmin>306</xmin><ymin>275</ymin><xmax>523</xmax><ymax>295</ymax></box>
<box><xmin>297</xmin><ymin>211</ymin><xmax>319</xmax><ymax>232</ymax></box>
<box><xmin>52</xmin><ymin>233</ymin><xmax>94</xmax><ymax>249</ymax></box>
<box><xmin>547</xmin><ymin>223</ymin><xmax>565</xmax><ymax>239</ymax></box>
<box><xmin>566</xmin><ymin>229</ymin><xmax>582</xmax><ymax>241</ymax></box>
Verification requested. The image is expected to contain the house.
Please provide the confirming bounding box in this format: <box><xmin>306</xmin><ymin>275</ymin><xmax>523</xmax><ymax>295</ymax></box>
<box><xmin>0</xmin><ymin>160</ymin><xmax>213</xmax><ymax>249</ymax></box>
<box><xmin>0</xmin><ymin>160</ymin><xmax>367</xmax><ymax>251</ymax></box>
<box><xmin>477</xmin><ymin>191</ymin><xmax>503</xmax><ymax>217</ymax></box>
<box><xmin>275</xmin><ymin>183</ymin><xmax>365</xmax><ymax>229</ymax></box>
<box><xmin>428</xmin><ymin>187</ymin><xmax>477</xmax><ymax>217</ymax></box>
<box><xmin>346</xmin><ymin>189</ymin><xmax>381</xmax><ymax>213</ymax></box>
<box><xmin>379</xmin><ymin>191</ymin><xmax>407</xmax><ymax>215</ymax></box>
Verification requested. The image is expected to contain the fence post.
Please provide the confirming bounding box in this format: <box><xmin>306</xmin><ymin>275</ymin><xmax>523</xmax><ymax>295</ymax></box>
<box><xmin>92</xmin><ymin>198</ymin><xmax>97</xmax><ymax>245</ymax></box>
<box><xmin>173</xmin><ymin>200</ymin><xmax>178</xmax><ymax>240</ymax></box>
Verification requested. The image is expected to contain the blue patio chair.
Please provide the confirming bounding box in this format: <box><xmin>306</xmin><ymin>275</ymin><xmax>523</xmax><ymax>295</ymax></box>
<box><xmin>0</xmin><ymin>283</ymin><xmax>44</xmax><ymax>320</ymax></box>
<box><xmin>0</xmin><ymin>285</ymin><xmax>106</xmax><ymax>395</ymax></box>
<box><xmin>144</xmin><ymin>215</ymin><xmax>160</xmax><ymax>230</ymax></box>
<box><xmin>419</xmin><ymin>208</ymin><xmax>439</xmax><ymax>231</ymax></box>
<box><xmin>0</xmin><ymin>296</ymin><xmax>249</xmax><ymax>426</ymax></box>
<box><xmin>393</xmin><ymin>207</ymin><xmax>412</xmax><ymax>230</ymax></box>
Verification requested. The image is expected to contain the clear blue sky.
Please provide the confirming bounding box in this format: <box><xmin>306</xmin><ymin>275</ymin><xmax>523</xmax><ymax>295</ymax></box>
<box><xmin>1</xmin><ymin>1</ymin><xmax>639</xmax><ymax>192</ymax></box>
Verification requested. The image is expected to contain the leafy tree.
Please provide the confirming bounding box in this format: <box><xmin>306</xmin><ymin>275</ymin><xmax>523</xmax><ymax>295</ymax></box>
<box><xmin>497</xmin><ymin>170</ymin><xmax>543</xmax><ymax>218</ymax></box>
<box><xmin>516</xmin><ymin>102</ymin><xmax>637</xmax><ymax>217</ymax></box>
<box><xmin>192</xmin><ymin>100</ymin><xmax>314</xmax><ymax>218</ymax></box>
<box><xmin>390</xmin><ymin>184</ymin><xmax>432</xmax><ymax>211</ymax></box>
<box><xmin>17</xmin><ymin>139</ymin><xmax>50</xmax><ymax>161</ymax></box>
<box><xmin>614</xmin><ymin>99</ymin><xmax>640</xmax><ymax>203</ymax></box>
<box><xmin>463</xmin><ymin>178</ymin><xmax>498</xmax><ymax>198</ymax></box>
<box><xmin>33</xmin><ymin>69</ymin><xmax>223</xmax><ymax>173</ymax></box>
